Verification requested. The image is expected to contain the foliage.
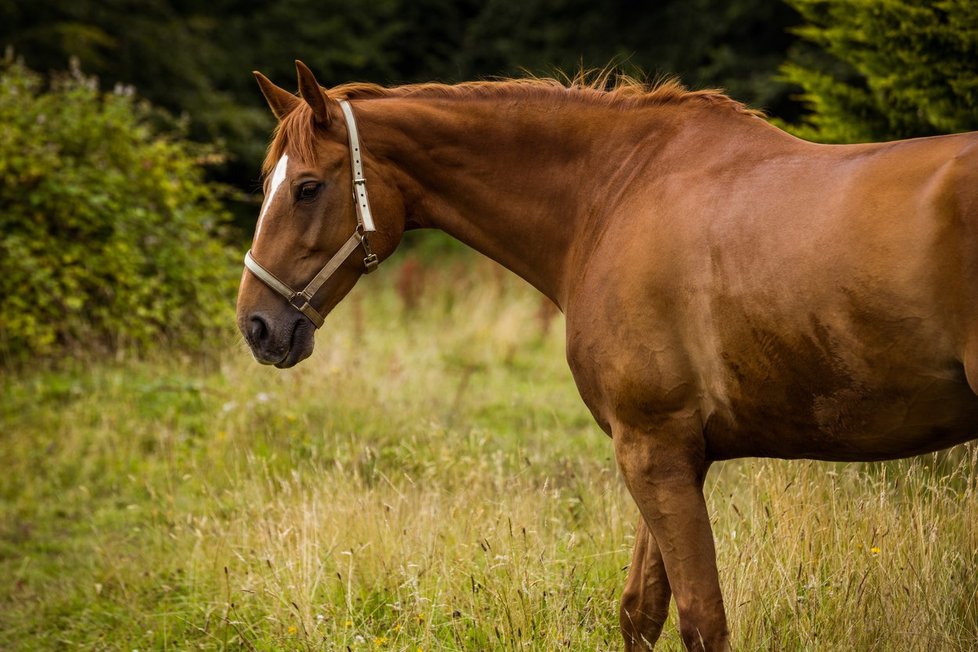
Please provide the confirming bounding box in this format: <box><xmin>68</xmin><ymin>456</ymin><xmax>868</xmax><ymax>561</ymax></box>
<box><xmin>781</xmin><ymin>0</ymin><xmax>978</xmax><ymax>143</ymax></box>
<box><xmin>0</xmin><ymin>57</ymin><xmax>238</xmax><ymax>362</ymax></box>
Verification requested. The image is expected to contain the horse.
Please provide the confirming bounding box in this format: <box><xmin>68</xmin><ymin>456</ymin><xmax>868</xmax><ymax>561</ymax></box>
<box><xmin>235</xmin><ymin>61</ymin><xmax>978</xmax><ymax>651</ymax></box>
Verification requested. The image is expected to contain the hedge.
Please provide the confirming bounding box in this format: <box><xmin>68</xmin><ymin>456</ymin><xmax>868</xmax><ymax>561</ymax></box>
<box><xmin>0</xmin><ymin>57</ymin><xmax>239</xmax><ymax>363</ymax></box>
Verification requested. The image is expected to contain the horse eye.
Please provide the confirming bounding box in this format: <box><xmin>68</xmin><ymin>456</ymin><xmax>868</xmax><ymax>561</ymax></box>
<box><xmin>297</xmin><ymin>182</ymin><xmax>322</xmax><ymax>202</ymax></box>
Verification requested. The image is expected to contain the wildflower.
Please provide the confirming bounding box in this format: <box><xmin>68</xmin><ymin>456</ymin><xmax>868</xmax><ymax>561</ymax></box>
<box><xmin>346</xmin><ymin>620</ymin><xmax>353</xmax><ymax>628</ymax></box>
<box><xmin>392</xmin><ymin>624</ymin><xmax>401</xmax><ymax>633</ymax></box>
<box><xmin>373</xmin><ymin>635</ymin><xmax>387</xmax><ymax>646</ymax></box>
<box><xmin>288</xmin><ymin>625</ymin><xmax>297</xmax><ymax>635</ymax></box>
<box><xmin>870</xmin><ymin>546</ymin><xmax>881</xmax><ymax>555</ymax></box>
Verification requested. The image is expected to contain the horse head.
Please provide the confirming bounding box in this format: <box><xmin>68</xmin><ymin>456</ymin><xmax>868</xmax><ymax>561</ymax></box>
<box><xmin>237</xmin><ymin>61</ymin><xmax>405</xmax><ymax>367</ymax></box>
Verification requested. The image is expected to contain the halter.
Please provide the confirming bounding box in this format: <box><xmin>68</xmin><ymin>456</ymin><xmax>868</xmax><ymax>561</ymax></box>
<box><xmin>243</xmin><ymin>100</ymin><xmax>379</xmax><ymax>329</ymax></box>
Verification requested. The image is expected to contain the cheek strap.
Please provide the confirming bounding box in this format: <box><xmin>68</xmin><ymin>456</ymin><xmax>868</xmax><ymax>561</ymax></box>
<box><xmin>243</xmin><ymin>99</ymin><xmax>379</xmax><ymax>329</ymax></box>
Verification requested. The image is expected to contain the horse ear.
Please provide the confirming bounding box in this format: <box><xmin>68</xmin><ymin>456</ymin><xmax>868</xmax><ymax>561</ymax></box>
<box><xmin>253</xmin><ymin>71</ymin><xmax>300</xmax><ymax>120</ymax></box>
<box><xmin>295</xmin><ymin>60</ymin><xmax>332</xmax><ymax>126</ymax></box>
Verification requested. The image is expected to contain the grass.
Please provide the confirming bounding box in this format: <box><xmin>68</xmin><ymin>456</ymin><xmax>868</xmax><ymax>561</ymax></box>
<box><xmin>2</xmin><ymin>252</ymin><xmax>978</xmax><ymax>650</ymax></box>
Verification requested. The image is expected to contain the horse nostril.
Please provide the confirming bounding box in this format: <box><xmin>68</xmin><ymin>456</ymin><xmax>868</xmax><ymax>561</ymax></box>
<box><xmin>248</xmin><ymin>315</ymin><xmax>270</xmax><ymax>345</ymax></box>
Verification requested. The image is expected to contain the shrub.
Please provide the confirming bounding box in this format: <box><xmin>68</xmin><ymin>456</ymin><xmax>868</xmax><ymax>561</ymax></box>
<box><xmin>0</xmin><ymin>56</ymin><xmax>239</xmax><ymax>363</ymax></box>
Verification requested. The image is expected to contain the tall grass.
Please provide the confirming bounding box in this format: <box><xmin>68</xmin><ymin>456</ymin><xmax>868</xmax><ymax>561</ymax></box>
<box><xmin>2</xmin><ymin>253</ymin><xmax>978</xmax><ymax>650</ymax></box>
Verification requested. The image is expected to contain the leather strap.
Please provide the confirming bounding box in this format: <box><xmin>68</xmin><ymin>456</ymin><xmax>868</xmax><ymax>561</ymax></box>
<box><xmin>340</xmin><ymin>100</ymin><xmax>376</xmax><ymax>234</ymax></box>
<box><xmin>244</xmin><ymin>250</ymin><xmax>298</xmax><ymax>303</ymax></box>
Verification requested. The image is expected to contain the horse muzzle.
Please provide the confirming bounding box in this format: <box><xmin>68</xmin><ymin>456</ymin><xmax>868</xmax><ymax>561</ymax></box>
<box><xmin>242</xmin><ymin>311</ymin><xmax>315</xmax><ymax>368</ymax></box>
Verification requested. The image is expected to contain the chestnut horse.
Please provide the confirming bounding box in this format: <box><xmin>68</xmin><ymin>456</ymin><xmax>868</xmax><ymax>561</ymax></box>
<box><xmin>236</xmin><ymin>61</ymin><xmax>978</xmax><ymax>650</ymax></box>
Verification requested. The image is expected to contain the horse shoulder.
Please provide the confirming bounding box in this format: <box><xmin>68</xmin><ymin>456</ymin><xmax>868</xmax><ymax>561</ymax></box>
<box><xmin>564</xmin><ymin>215</ymin><xmax>707</xmax><ymax>435</ymax></box>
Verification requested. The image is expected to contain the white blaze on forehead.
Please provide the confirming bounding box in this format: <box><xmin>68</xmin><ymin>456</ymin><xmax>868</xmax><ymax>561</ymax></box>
<box><xmin>254</xmin><ymin>154</ymin><xmax>289</xmax><ymax>239</ymax></box>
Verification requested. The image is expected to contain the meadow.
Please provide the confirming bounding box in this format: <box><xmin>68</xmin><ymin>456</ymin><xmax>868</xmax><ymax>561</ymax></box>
<box><xmin>3</xmin><ymin>253</ymin><xmax>978</xmax><ymax>651</ymax></box>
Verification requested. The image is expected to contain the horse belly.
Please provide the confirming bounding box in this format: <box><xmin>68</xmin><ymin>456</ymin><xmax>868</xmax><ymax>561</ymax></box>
<box><xmin>703</xmin><ymin>341</ymin><xmax>978</xmax><ymax>462</ymax></box>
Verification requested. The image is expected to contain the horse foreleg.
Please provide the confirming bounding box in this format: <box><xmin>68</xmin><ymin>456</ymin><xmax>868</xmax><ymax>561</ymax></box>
<box><xmin>613</xmin><ymin>416</ymin><xmax>730</xmax><ymax>652</ymax></box>
<box><xmin>621</xmin><ymin>517</ymin><xmax>672</xmax><ymax>650</ymax></box>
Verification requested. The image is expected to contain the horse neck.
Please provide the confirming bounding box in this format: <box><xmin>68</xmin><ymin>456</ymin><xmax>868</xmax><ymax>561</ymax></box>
<box><xmin>356</xmin><ymin>98</ymin><xmax>664</xmax><ymax>306</ymax></box>
<box><xmin>355</xmin><ymin>95</ymin><xmax>697</xmax><ymax>309</ymax></box>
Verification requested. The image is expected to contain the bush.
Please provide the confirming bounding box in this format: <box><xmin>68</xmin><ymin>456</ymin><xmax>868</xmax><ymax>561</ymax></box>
<box><xmin>0</xmin><ymin>56</ymin><xmax>239</xmax><ymax>363</ymax></box>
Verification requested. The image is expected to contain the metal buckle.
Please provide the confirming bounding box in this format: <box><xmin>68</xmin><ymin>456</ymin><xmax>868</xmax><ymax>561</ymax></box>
<box><xmin>363</xmin><ymin>253</ymin><xmax>379</xmax><ymax>272</ymax></box>
<box><xmin>359</xmin><ymin>230</ymin><xmax>379</xmax><ymax>273</ymax></box>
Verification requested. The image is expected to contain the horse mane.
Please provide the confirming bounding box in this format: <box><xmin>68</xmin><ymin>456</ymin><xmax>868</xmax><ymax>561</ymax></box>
<box><xmin>263</xmin><ymin>71</ymin><xmax>761</xmax><ymax>176</ymax></box>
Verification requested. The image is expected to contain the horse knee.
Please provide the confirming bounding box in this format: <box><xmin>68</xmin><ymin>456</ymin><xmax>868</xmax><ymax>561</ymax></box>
<box><xmin>619</xmin><ymin>580</ymin><xmax>641</xmax><ymax>625</ymax></box>
<box><xmin>676</xmin><ymin>598</ymin><xmax>730</xmax><ymax>652</ymax></box>
<box><xmin>620</xmin><ymin>605</ymin><xmax>652</xmax><ymax>650</ymax></box>
<box><xmin>620</xmin><ymin>583</ymin><xmax>666</xmax><ymax>650</ymax></box>
<box><xmin>620</xmin><ymin>519</ymin><xmax>671</xmax><ymax>650</ymax></box>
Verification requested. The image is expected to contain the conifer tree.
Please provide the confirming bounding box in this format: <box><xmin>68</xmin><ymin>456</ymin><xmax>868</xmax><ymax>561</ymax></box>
<box><xmin>782</xmin><ymin>0</ymin><xmax>978</xmax><ymax>143</ymax></box>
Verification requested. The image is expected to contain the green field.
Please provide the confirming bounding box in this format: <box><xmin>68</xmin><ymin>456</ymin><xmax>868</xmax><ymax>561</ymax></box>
<box><xmin>3</xmin><ymin>256</ymin><xmax>978</xmax><ymax>651</ymax></box>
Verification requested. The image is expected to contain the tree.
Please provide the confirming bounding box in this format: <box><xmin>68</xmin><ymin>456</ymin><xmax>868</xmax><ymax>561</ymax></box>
<box><xmin>781</xmin><ymin>0</ymin><xmax>978</xmax><ymax>143</ymax></box>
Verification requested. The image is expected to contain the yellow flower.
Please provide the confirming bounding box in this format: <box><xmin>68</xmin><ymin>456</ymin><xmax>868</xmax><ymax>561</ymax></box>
<box><xmin>345</xmin><ymin>620</ymin><xmax>353</xmax><ymax>628</ymax></box>
<box><xmin>288</xmin><ymin>625</ymin><xmax>297</xmax><ymax>635</ymax></box>
<box><xmin>870</xmin><ymin>546</ymin><xmax>881</xmax><ymax>555</ymax></box>
<box><xmin>373</xmin><ymin>636</ymin><xmax>387</xmax><ymax>646</ymax></box>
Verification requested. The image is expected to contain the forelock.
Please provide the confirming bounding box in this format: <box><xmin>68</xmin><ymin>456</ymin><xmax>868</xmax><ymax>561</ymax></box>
<box><xmin>262</xmin><ymin>101</ymin><xmax>323</xmax><ymax>177</ymax></box>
